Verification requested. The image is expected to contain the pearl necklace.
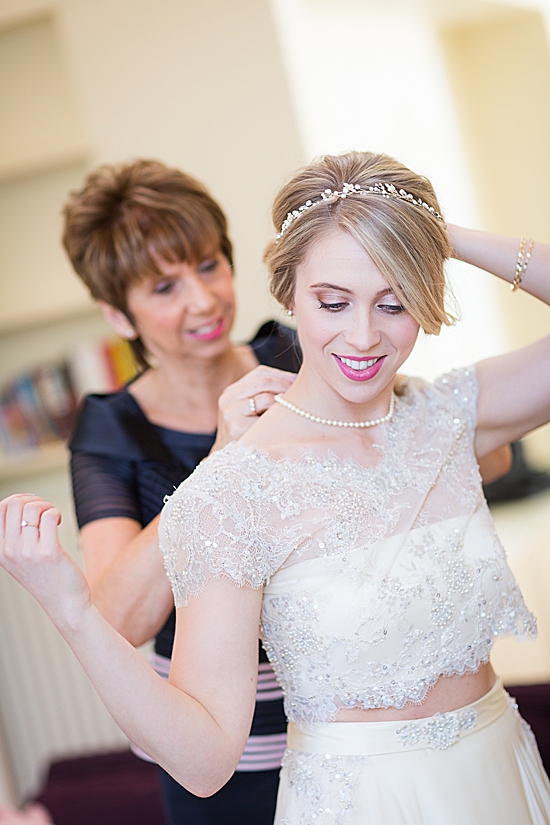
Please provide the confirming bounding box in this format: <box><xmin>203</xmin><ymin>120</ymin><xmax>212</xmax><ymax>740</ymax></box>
<box><xmin>274</xmin><ymin>393</ymin><xmax>395</xmax><ymax>428</ymax></box>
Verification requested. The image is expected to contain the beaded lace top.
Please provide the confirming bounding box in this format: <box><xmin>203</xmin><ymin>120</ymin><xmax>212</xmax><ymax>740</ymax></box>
<box><xmin>160</xmin><ymin>368</ymin><xmax>536</xmax><ymax>726</ymax></box>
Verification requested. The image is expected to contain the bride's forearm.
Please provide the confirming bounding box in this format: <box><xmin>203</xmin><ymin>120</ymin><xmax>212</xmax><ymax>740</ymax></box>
<box><xmin>446</xmin><ymin>224</ymin><xmax>550</xmax><ymax>304</ymax></box>
<box><xmin>61</xmin><ymin>604</ymin><xmax>242</xmax><ymax>796</ymax></box>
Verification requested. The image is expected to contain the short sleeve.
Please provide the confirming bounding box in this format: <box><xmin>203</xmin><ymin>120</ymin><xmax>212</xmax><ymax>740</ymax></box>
<box><xmin>159</xmin><ymin>447</ymin><xmax>293</xmax><ymax>607</ymax></box>
<box><xmin>70</xmin><ymin>451</ymin><xmax>139</xmax><ymax>528</ymax></box>
<box><xmin>433</xmin><ymin>366</ymin><xmax>478</xmax><ymax>437</ymax></box>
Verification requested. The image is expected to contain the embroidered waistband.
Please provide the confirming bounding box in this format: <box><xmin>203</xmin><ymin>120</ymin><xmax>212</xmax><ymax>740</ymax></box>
<box><xmin>287</xmin><ymin>679</ymin><xmax>509</xmax><ymax>757</ymax></box>
<box><xmin>396</xmin><ymin>706</ymin><xmax>477</xmax><ymax>750</ymax></box>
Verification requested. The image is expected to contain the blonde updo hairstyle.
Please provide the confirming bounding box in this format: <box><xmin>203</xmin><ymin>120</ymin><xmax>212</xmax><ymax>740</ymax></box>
<box><xmin>265</xmin><ymin>151</ymin><xmax>454</xmax><ymax>335</ymax></box>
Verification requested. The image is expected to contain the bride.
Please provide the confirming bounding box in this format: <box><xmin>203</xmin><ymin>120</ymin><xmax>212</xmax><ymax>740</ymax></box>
<box><xmin>2</xmin><ymin>151</ymin><xmax>550</xmax><ymax>823</ymax></box>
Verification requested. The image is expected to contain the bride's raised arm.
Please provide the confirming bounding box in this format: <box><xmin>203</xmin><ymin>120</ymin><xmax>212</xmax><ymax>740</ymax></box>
<box><xmin>446</xmin><ymin>225</ymin><xmax>550</xmax><ymax>458</ymax></box>
<box><xmin>0</xmin><ymin>493</ymin><xmax>261</xmax><ymax>798</ymax></box>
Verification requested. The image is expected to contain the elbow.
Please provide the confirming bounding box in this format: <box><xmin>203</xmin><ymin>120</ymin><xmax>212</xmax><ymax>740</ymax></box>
<box><xmin>91</xmin><ymin>599</ymin><xmax>128</xmax><ymax>640</ymax></box>
<box><xmin>192</xmin><ymin>763</ymin><xmax>237</xmax><ymax>797</ymax></box>
<box><xmin>107</xmin><ymin>618</ymin><xmax>151</xmax><ymax>648</ymax></box>
<box><xmin>479</xmin><ymin>444</ymin><xmax>513</xmax><ymax>486</ymax></box>
<box><xmin>172</xmin><ymin>762</ymin><xmax>237</xmax><ymax>798</ymax></box>
<box><xmin>193</xmin><ymin>784</ymin><xmax>227</xmax><ymax>799</ymax></box>
<box><xmin>176</xmin><ymin>775</ymin><xmax>235</xmax><ymax>799</ymax></box>
<box><xmin>121</xmin><ymin>625</ymin><xmax>152</xmax><ymax>648</ymax></box>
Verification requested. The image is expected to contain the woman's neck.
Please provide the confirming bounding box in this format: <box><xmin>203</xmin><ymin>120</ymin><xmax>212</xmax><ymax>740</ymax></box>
<box><xmin>129</xmin><ymin>344</ymin><xmax>258</xmax><ymax>432</ymax></box>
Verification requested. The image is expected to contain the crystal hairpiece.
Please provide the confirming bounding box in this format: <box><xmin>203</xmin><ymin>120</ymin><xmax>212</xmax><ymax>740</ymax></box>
<box><xmin>275</xmin><ymin>181</ymin><xmax>444</xmax><ymax>240</ymax></box>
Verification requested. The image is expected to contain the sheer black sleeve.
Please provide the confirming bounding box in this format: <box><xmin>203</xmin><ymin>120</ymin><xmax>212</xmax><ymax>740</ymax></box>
<box><xmin>69</xmin><ymin>390</ymin><xmax>155</xmax><ymax>529</ymax></box>
<box><xmin>71</xmin><ymin>451</ymin><xmax>140</xmax><ymax>529</ymax></box>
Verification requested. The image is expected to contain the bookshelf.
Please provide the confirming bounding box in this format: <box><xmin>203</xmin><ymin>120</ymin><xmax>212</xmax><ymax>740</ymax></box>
<box><xmin>0</xmin><ymin>311</ymin><xmax>137</xmax><ymax>486</ymax></box>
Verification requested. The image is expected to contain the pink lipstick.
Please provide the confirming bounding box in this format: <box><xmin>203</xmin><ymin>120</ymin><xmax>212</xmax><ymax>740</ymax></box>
<box><xmin>188</xmin><ymin>318</ymin><xmax>225</xmax><ymax>341</ymax></box>
<box><xmin>333</xmin><ymin>354</ymin><xmax>385</xmax><ymax>382</ymax></box>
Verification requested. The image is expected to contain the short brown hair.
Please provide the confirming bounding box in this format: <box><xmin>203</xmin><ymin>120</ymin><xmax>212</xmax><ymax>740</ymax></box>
<box><xmin>264</xmin><ymin>151</ymin><xmax>454</xmax><ymax>335</ymax></box>
<box><xmin>62</xmin><ymin>159</ymin><xmax>233</xmax><ymax>368</ymax></box>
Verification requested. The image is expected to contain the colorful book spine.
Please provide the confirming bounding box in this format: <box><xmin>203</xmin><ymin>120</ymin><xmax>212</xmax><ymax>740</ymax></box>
<box><xmin>0</xmin><ymin>337</ymin><xmax>136</xmax><ymax>455</ymax></box>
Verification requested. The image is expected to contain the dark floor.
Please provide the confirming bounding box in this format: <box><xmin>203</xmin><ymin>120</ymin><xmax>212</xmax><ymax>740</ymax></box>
<box><xmin>35</xmin><ymin>750</ymin><xmax>167</xmax><ymax>825</ymax></box>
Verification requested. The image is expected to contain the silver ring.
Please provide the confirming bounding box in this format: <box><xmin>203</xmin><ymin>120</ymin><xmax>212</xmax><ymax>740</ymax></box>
<box><xmin>21</xmin><ymin>520</ymin><xmax>40</xmax><ymax>528</ymax></box>
<box><xmin>248</xmin><ymin>396</ymin><xmax>257</xmax><ymax>415</ymax></box>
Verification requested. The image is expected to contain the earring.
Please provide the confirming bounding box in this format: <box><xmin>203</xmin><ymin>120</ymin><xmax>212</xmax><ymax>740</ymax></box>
<box><xmin>286</xmin><ymin>309</ymin><xmax>294</xmax><ymax>317</ymax></box>
<box><xmin>125</xmin><ymin>329</ymin><xmax>136</xmax><ymax>339</ymax></box>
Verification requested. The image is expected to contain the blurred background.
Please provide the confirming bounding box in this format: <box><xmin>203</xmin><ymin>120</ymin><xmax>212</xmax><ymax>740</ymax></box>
<box><xmin>0</xmin><ymin>0</ymin><xmax>549</xmax><ymax>813</ymax></box>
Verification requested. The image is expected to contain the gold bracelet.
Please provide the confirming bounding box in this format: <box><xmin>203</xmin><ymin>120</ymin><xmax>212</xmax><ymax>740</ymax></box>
<box><xmin>511</xmin><ymin>237</ymin><xmax>526</xmax><ymax>291</ymax></box>
<box><xmin>511</xmin><ymin>237</ymin><xmax>534</xmax><ymax>291</ymax></box>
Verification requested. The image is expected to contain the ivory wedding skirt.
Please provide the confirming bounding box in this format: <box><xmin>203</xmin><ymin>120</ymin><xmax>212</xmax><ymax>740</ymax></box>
<box><xmin>275</xmin><ymin>680</ymin><xmax>550</xmax><ymax>824</ymax></box>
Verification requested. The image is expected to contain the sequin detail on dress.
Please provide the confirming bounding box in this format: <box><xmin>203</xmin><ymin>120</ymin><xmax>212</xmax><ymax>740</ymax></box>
<box><xmin>160</xmin><ymin>368</ymin><xmax>536</xmax><ymax>725</ymax></box>
<box><xmin>396</xmin><ymin>708</ymin><xmax>477</xmax><ymax>749</ymax></box>
<box><xmin>279</xmin><ymin>749</ymin><xmax>365</xmax><ymax>825</ymax></box>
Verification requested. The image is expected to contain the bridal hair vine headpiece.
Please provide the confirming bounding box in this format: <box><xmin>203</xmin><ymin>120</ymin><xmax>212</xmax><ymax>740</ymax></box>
<box><xmin>275</xmin><ymin>181</ymin><xmax>445</xmax><ymax>240</ymax></box>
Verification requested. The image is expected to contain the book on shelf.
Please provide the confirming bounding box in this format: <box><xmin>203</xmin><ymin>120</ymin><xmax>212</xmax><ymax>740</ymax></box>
<box><xmin>0</xmin><ymin>337</ymin><xmax>136</xmax><ymax>457</ymax></box>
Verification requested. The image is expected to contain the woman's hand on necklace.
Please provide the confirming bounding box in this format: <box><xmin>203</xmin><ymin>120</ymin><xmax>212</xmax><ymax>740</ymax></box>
<box><xmin>212</xmin><ymin>365</ymin><xmax>296</xmax><ymax>451</ymax></box>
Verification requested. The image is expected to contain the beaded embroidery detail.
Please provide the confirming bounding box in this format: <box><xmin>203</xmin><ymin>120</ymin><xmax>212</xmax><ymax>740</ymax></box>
<box><xmin>396</xmin><ymin>708</ymin><xmax>477</xmax><ymax>750</ymax></box>
<box><xmin>160</xmin><ymin>368</ymin><xmax>537</xmax><ymax>725</ymax></box>
<box><xmin>280</xmin><ymin>749</ymin><xmax>364</xmax><ymax>825</ymax></box>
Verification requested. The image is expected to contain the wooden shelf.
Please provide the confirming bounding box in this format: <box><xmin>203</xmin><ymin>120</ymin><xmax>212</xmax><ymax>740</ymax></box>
<box><xmin>0</xmin><ymin>442</ymin><xmax>68</xmax><ymax>484</ymax></box>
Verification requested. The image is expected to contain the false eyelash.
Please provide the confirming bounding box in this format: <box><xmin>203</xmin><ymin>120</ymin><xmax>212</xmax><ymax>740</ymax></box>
<box><xmin>318</xmin><ymin>301</ymin><xmax>347</xmax><ymax>311</ymax></box>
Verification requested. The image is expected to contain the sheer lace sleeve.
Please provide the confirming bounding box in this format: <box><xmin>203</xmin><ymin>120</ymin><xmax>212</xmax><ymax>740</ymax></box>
<box><xmin>433</xmin><ymin>367</ymin><xmax>478</xmax><ymax>436</ymax></box>
<box><xmin>159</xmin><ymin>447</ymin><xmax>296</xmax><ymax>607</ymax></box>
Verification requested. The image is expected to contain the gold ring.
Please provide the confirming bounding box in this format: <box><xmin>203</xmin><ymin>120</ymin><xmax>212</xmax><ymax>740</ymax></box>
<box><xmin>21</xmin><ymin>520</ymin><xmax>39</xmax><ymax>528</ymax></box>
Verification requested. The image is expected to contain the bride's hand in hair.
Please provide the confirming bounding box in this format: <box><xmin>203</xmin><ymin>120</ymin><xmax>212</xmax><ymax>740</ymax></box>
<box><xmin>212</xmin><ymin>365</ymin><xmax>297</xmax><ymax>451</ymax></box>
<box><xmin>0</xmin><ymin>494</ymin><xmax>92</xmax><ymax>631</ymax></box>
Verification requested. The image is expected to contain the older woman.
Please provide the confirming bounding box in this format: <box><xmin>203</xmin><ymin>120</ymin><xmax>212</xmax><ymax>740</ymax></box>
<box><xmin>2</xmin><ymin>150</ymin><xmax>546</xmax><ymax>824</ymax></box>
<box><xmin>62</xmin><ymin>160</ymin><xmax>298</xmax><ymax>825</ymax></box>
